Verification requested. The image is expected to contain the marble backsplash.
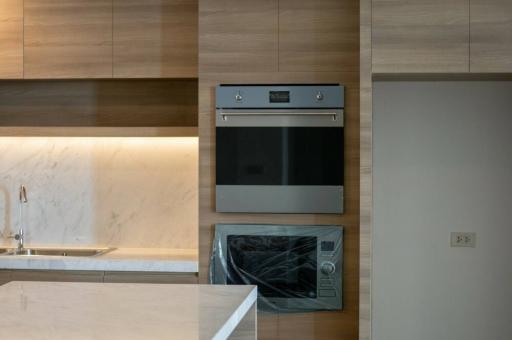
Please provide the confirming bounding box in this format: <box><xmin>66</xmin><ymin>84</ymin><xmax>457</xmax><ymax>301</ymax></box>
<box><xmin>0</xmin><ymin>137</ymin><xmax>198</xmax><ymax>249</ymax></box>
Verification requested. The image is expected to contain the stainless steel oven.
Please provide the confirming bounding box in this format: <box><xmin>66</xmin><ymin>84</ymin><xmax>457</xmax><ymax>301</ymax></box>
<box><xmin>215</xmin><ymin>84</ymin><xmax>344</xmax><ymax>214</ymax></box>
<box><xmin>209</xmin><ymin>224</ymin><xmax>343</xmax><ymax>312</ymax></box>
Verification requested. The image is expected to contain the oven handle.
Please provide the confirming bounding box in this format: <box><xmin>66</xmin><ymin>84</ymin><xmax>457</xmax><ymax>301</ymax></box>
<box><xmin>219</xmin><ymin>110</ymin><xmax>341</xmax><ymax>121</ymax></box>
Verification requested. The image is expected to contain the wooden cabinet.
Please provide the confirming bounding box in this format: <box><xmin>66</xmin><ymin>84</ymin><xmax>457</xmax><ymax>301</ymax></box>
<box><xmin>9</xmin><ymin>270</ymin><xmax>104</xmax><ymax>283</ymax></box>
<box><xmin>0</xmin><ymin>270</ymin><xmax>198</xmax><ymax>284</ymax></box>
<box><xmin>278</xmin><ymin>0</ymin><xmax>358</xmax><ymax>72</ymax></box>
<box><xmin>470</xmin><ymin>0</ymin><xmax>512</xmax><ymax>72</ymax></box>
<box><xmin>24</xmin><ymin>0</ymin><xmax>113</xmax><ymax>79</ymax></box>
<box><xmin>0</xmin><ymin>0</ymin><xmax>23</xmax><ymax>79</ymax></box>
<box><xmin>113</xmin><ymin>0</ymin><xmax>198</xmax><ymax>78</ymax></box>
<box><xmin>104</xmin><ymin>272</ymin><xmax>198</xmax><ymax>284</ymax></box>
<box><xmin>372</xmin><ymin>0</ymin><xmax>469</xmax><ymax>73</ymax></box>
<box><xmin>199</xmin><ymin>0</ymin><xmax>278</xmax><ymax>73</ymax></box>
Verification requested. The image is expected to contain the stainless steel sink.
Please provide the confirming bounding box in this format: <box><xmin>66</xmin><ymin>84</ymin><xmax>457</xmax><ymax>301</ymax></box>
<box><xmin>2</xmin><ymin>248</ymin><xmax>114</xmax><ymax>257</ymax></box>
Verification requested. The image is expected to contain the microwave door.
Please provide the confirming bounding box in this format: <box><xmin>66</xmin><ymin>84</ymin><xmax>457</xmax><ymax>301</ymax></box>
<box><xmin>225</xmin><ymin>235</ymin><xmax>319</xmax><ymax>311</ymax></box>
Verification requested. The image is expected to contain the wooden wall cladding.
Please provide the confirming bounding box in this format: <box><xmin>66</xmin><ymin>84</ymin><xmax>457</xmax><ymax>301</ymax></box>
<box><xmin>113</xmin><ymin>0</ymin><xmax>198</xmax><ymax>78</ymax></box>
<box><xmin>198</xmin><ymin>73</ymin><xmax>359</xmax><ymax>340</ymax></box>
<box><xmin>372</xmin><ymin>0</ymin><xmax>469</xmax><ymax>73</ymax></box>
<box><xmin>24</xmin><ymin>0</ymin><xmax>113</xmax><ymax>79</ymax></box>
<box><xmin>0</xmin><ymin>79</ymin><xmax>197</xmax><ymax>127</ymax></box>
<box><xmin>199</xmin><ymin>0</ymin><xmax>360</xmax><ymax>338</ymax></box>
<box><xmin>470</xmin><ymin>0</ymin><xmax>512</xmax><ymax>73</ymax></box>
<box><xmin>199</xmin><ymin>0</ymin><xmax>278</xmax><ymax>73</ymax></box>
<box><xmin>0</xmin><ymin>0</ymin><xmax>23</xmax><ymax>79</ymax></box>
<box><xmin>278</xmin><ymin>0</ymin><xmax>359</xmax><ymax>72</ymax></box>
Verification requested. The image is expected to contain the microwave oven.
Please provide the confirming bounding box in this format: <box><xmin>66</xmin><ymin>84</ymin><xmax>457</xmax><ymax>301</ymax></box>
<box><xmin>215</xmin><ymin>84</ymin><xmax>344</xmax><ymax>214</ymax></box>
<box><xmin>209</xmin><ymin>224</ymin><xmax>343</xmax><ymax>312</ymax></box>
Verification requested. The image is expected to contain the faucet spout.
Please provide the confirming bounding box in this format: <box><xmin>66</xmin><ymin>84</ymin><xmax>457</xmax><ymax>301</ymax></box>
<box><xmin>16</xmin><ymin>185</ymin><xmax>28</xmax><ymax>251</ymax></box>
<box><xmin>19</xmin><ymin>185</ymin><xmax>27</xmax><ymax>203</ymax></box>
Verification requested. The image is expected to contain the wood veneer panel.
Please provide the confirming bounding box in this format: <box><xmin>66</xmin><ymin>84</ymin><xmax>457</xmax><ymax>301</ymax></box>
<box><xmin>372</xmin><ymin>0</ymin><xmax>469</xmax><ymax>73</ymax></box>
<box><xmin>10</xmin><ymin>270</ymin><xmax>104</xmax><ymax>283</ymax></box>
<box><xmin>360</xmin><ymin>0</ymin><xmax>372</xmax><ymax>339</ymax></box>
<box><xmin>103</xmin><ymin>272</ymin><xmax>198</xmax><ymax>284</ymax></box>
<box><xmin>199</xmin><ymin>0</ymin><xmax>359</xmax><ymax>338</ymax></box>
<box><xmin>0</xmin><ymin>0</ymin><xmax>23</xmax><ymax>79</ymax></box>
<box><xmin>199</xmin><ymin>0</ymin><xmax>278</xmax><ymax>73</ymax></box>
<box><xmin>198</xmin><ymin>71</ymin><xmax>359</xmax><ymax>340</ymax></box>
<box><xmin>0</xmin><ymin>79</ymin><xmax>197</xmax><ymax>127</ymax></box>
<box><xmin>470</xmin><ymin>0</ymin><xmax>512</xmax><ymax>73</ymax></box>
<box><xmin>24</xmin><ymin>0</ymin><xmax>113</xmax><ymax>79</ymax></box>
<box><xmin>113</xmin><ymin>0</ymin><xmax>198</xmax><ymax>78</ymax></box>
<box><xmin>279</xmin><ymin>0</ymin><xmax>359</xmax><ymax>72</ymax></box>
<box><xmin>0</xmin><ymin>271</ymin><xmax>12</xmax><ymax>286</ymax></box>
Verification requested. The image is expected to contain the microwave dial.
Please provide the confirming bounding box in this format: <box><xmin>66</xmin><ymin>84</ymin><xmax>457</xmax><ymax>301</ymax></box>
<box><xmin>321</xmin><ymin>261</ymin><xmax>336</xmax><ymax>275</ymax></box>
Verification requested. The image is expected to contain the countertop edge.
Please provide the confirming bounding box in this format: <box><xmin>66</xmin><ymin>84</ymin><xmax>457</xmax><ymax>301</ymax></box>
<box><xmin>212</xmin><ymin>286</ymin><xmax>258</xmax><ymax>340</ymax></box>
<box><xmin>0</xmin><ymin>249</ymin><xmax>199</xmax><ymax>273</ymax></box>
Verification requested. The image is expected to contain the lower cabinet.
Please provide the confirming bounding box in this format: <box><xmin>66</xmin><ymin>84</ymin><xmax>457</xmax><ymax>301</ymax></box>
<box><xmin>0</xmin><ymin>270</ymin><xmax>198</xmax><ymax>285</ymax></box>
<box><xmin>103</xmin><ymin>271</ymin><xmax>198</xmax><ymax>284</ymax></box>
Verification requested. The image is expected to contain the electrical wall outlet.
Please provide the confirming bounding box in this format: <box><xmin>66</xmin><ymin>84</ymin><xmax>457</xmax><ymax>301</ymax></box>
<box><xmin>450</xmin><ymin>232</ymin><xmax>476</xmax><ymax>248</ymax></box>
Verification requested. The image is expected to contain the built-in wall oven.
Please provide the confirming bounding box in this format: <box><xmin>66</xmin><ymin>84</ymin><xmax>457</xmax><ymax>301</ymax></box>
<box><xmin>215</xmin><ymin>84</ymin><xmax>344</xmax><ymax>214</ymax></box>
<box><xmin>210</xmin><ymin>224</ymin><xmax>343</xmax><ymax>312</ymax></box>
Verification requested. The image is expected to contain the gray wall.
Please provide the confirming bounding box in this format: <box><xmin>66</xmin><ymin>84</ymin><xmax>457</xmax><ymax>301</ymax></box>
<box><xmin>373</xmin><ymin>81</ymin><xmax>512</xmax><ymax>340</ymax></box>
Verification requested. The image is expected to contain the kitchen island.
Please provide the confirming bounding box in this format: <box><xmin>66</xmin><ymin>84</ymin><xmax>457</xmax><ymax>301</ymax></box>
<box><xmin>0</xmin><ymin>282</ymin><xmax>257</xmax><ymax>340</ymax></box>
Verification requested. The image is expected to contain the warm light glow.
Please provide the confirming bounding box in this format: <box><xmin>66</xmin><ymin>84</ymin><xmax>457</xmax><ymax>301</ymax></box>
<box><xmin>0</xmin><ymin>137</ymin><xmax>198</xmax><ymax>147</ymax></box>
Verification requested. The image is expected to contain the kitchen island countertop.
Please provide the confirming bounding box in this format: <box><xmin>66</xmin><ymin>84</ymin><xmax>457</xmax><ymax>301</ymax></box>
<box><xmin>0</xmin><ymin>281</ymin><xmax>257</xmax><ymax>340</ymax></box>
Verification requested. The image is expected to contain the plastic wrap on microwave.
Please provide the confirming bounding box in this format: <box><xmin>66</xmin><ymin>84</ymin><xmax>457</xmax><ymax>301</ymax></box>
<box><xmin>209</xmin><ymin>224</ymin><xmax>343</xmax><ymax>313</ymax></box>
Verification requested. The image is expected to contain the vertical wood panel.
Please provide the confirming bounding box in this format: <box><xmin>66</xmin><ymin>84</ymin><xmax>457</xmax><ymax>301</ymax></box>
<box><xmin>0</xmin><ymin>0</ymin><xmax>23</xmax><ymax>78</ymax></box>
<box><xmin>360</xmin><ymin>0</ymin><xmax>372</xmax><ymax>339</ymax></box>
<box><xmin>198</xmin><ymin>72</ymin><xmax>360</xmax><ymax>340</ymax></box>
<box><xmin>24</xmin><ymin>0</ymin><xmax>113</xmax><ymax>79</ymax></box>
<box><xmin>113</xmin><ymin>0</ymin><xmax>198</xmax><ymax>78</ymax></box>
<box><xmin>372</xmin><ymin>0</ymin><xmax>469</xmax><ymax>73</ymax></box>
<box><xmin>279</xmin><ymin>0</ymin><xmax>359</xmax><ymax>72</ymax></box>
<box><xmin>199</xmin><ymin>0</ymin><xmax>278</xmax><ymax>73</ymax></box>
<box><xmin>199</xmin><ymin>1</ymin><xmax>359</xmax><ymax>338</ymax></box>
<box><xmin>470</xmin><ymin>0</ymin><xmax>512</xmax><ymax>72</ymax></box>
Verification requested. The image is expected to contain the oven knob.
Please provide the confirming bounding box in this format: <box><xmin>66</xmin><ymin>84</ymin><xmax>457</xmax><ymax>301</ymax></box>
<box><xmin>316</xmin><ymin>91</ymin><xmax>324</xmax><ymax>101</ymax></box>
<box><xmin>321</xmin><ymin>261</ymin><xmax>336</xmax><ymax>275</ymax></box>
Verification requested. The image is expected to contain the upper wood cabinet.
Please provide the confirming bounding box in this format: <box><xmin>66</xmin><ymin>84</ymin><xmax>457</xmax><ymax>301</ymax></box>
<box><xmin>199</xmin><ymin>0</ymin><xmax>278</xmax><ymax>73</ymax></box>
<box><xmin>278</xmin><ymin>0</ymin><xmax>359</xmax><ymax>72</ymax></box>
<box><xmin>372</xmin><ymin>0</ymin><xmax>469</xmax><ymax>73</ymax></box>
<box><xmin>24</xmin><ymin>0</ymin><xmax>113</xmax><ymax>79</ymax></box>
<box><xmin>113</xmin><ymin>0</ymin><xmax>198</xmax><ymax>78</ymax></box>
<box><xmin>0</xmin><ymin>0</ymin><xmax>23</xmax><ymax>79</ymax></box>
<box><xmin>470</xmin><ymin>0</ymin><xmax>512</xmax><ymax>73</ymax></box>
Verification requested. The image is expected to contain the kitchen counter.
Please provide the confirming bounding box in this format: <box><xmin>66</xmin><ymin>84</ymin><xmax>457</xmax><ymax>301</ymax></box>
<box><xmin>0</xmin><ymin>281</ymin><xmax>257</xmax><ymax>340</ymax></box>
<box><xmin>0</xmin><ymin>248</ymin><xmax>198</xmax><ymax>273</ymax></box>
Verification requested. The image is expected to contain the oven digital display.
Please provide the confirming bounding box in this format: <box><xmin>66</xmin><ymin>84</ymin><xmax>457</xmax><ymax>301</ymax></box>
<box><xmin>269</xmin><ymin>91</ymin><xmax>290</xmax><ymax>103</ymax></box>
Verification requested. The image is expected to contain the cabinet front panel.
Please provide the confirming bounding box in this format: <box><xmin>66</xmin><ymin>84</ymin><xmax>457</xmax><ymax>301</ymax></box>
<box><xmin>24</xmin><ymin>0</ymin><xmax>113</xmax><ymax>79</ymax></box>
<box><xmin>372</xmin><ymin>0</ymin><xmax>469</xmax><ymax>73</ymax></box>
<box><xmin>199</xmin><ymin>0</ymin><xmax>278</xmax><ymax>73</ymax></box>
<box><xmin>471</xmin><ymin>0</ymin><xmax>512</xmax><ymax>73</ymax></box>
<box><xmin>0</xmin><ymin>0</ymin><xmax>23</xmax><ymax>78</ymax></box>
<box><xmin>114</xmin><ymin>0</ymin><xmax>198</xmax><ymax>78</ymax></box>
<box><xmin>279</xmin><ymin>0</ymin><xmax>359</xmax><ymax>72</ymax></box>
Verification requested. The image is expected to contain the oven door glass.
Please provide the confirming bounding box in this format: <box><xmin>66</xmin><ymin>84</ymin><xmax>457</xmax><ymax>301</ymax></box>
<box><xmin>216</xmin><ymin>127</ymin><xmax>343</xmax><ymax>186</ymax></box>
<box><xmin>226</xmin><ymin>235</ymin><xmax>317</xmax><ymax>299</ymax></box>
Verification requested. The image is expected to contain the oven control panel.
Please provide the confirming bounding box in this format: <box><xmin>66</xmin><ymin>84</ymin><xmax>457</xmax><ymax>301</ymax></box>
<box><xmin>216</xmin><ymin>84</ymin><xmax>344</xmax><ymax>109</ymax></box>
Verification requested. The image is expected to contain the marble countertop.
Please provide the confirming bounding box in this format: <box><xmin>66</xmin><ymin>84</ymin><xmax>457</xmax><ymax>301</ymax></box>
<box><xmin>0</xmin><ymin>248</ymin><xmax>198</xmax><ymax>273</ymax></box>
<box><xmin>0</xmin><ymin>281</ymin><xmax>257</xmax><ymax>340</ymax></box>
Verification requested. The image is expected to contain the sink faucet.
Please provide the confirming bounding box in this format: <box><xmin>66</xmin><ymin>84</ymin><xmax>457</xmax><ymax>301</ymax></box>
<box><xmin>9</xmin><ymin>185</ymin><xmax>27</xmax><ymax>250</ymax></box>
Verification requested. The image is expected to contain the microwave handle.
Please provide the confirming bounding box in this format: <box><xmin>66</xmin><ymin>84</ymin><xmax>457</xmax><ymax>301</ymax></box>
<box><xmin>219</xmin><ymin>111</ymin><xmax>340</xmax><ymax>121</ymax></box>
